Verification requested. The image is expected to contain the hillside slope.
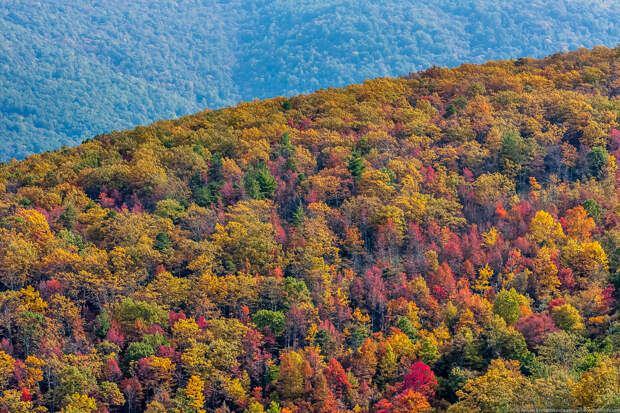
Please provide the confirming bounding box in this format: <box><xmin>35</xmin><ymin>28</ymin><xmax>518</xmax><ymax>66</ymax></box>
<box><xmin>1</xmin><ymin>0</ymin><xmax>619</xmax><ymax>160</ymax></box>
<box><xmin>0</xmin><ymin>47</ymin><xmax>618</xmax><ymax>412</ymax></box>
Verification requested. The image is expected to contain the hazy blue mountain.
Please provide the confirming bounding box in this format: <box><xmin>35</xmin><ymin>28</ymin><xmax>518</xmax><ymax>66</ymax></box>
<box><xmin>1</xmin><ymin>0</ymin><xmax>618</xmax><ymax>160</ymax></box>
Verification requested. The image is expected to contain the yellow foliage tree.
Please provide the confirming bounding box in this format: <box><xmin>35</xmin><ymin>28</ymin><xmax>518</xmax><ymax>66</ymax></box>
<box><xmin>571</xmin><ymin>359</ymin><xmax>620</xmax><ymax>409</ymax></box>
<box><xmin>449</xmin><ymin>359</ymin><xmax>533</xmax><ymax>412</ymax></box>
<box><xmin>481</xmin><ymin>227</ymin><xmax>499</xmax><ymax>247</ymax></box>
<box><xmin>474</xmin><ymin>264</ymin><xmax>493</xmax><ymax>294</ymax></box>
<box><xmin>551</xmin><ymin>304</ymin><xmax>584</xmax><ymax>333</ymax></box>
<box><xmin>61</xmin><ymin>393</ymin><xmax>97</xmax><ymax>413</ymax></box>
<box><xmin>528</xmin><ymin>210</ymin><xmax>564</xmax><ymax>247</ymax></box>
<box><xmin>185</xmin><ymin>375</ymin><xmax>206</xmax><ymax>413</ymax></box>
<box><xmin>0</xmin><ymin>351</ymin><xmax>15</xmax><ymax>390</ymax></box>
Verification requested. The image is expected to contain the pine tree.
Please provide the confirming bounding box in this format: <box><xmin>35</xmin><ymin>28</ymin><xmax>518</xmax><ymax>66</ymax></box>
<box><xmin>347</xmin><ymin>150</ymin><xmax>365</xmax><ymax>180</ymax></box>
<box><xmin>293</xmin><ymin>203</ymin><xmax>305</xmax><ymax>226</ymax></box>
<box><xmin>444</xmin><ymin>103</ymin><xmax>457</xmax><ymax>118</ymax></box>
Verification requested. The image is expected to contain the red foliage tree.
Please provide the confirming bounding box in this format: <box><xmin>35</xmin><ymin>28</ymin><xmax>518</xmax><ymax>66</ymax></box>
<box><xmin>104</xmin><ymin>358</ymin><xmax>122</xmax><ymax>382</ymax></box>
<box><xmin>105</xmin><ymin>320</ymin><xmax>125</xmax><ymax>347</ymax></box>
<box><xmin>21</xmin><ymin>387</ymin><xmax>32</xmax><ymax>402</ymax></box>
<box><xmin>515</xmin><ymin>314</ymin><xmax>559</xmax><ymax>349</ymax></box>
<box><xmin>401</xmin><ymin>361</ymin><xmax>437</xmax><ymax>398</ymax></box>
<box><xmin>325</xmin><ymin>358</ymin><xmax>352</xmax><ymax>400</ymax></box>
<box><xmin>375</xmin><ymin>398</ymin><xmax>393</xmax><ymax>413</ymax></box>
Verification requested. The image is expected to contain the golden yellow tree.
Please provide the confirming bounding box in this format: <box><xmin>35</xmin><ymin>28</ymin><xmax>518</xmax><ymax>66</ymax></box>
<box><xmin>185</xmin><ymin>375</ymin><xmax>206</xmax><ymax>413</ymax></box>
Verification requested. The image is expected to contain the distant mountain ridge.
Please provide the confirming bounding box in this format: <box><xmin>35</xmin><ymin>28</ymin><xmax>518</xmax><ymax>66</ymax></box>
<box><xmin>1</xmin><ymin>0</ymin><xmax>619</xmax><ymax>160</ymax></box>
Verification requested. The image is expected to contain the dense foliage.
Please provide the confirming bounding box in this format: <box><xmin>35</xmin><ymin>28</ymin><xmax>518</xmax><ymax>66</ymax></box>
<box><xmin>0</xmin><ymin>47</ymin><xmax>619</xmax><ymax>412</ymax></box>
<box><xmin>2</xmin><ymin>0</ymin><xmax>619</xmax><ymax>160</ymax></box>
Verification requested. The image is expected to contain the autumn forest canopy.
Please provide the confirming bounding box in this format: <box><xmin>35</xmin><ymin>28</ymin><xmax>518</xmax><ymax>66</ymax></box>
<box><xmin>0</xmin><ymin>46</ymin><xmax>618</xmax><ymax>412</ymax></box>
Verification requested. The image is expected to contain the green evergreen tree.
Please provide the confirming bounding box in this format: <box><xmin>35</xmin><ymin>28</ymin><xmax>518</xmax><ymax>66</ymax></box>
<box><xmin>347</xmin><ymin>150</ymin><xmax>365</xmax><ymax>180</ymax></box>
<box><xmin>245</xmin><ymin>165</ymin><xmax>277</xmax><ymax>199</ymax></box>
<box><xmin>154</xmin><ymin>232</ymin><xmax>171</xmax><ymax>252</ymax></box>
<box><xmin>444</xmin><ymin>103</ymin><xmax>457</xmax><ymax>118</ymax></box>
<box><xmin>582</xmin><ymin>198</ymin><xmax>603</xmax><ymax>222</ymax></box>
<box><xmin>257</xmin><ymin>168</ymin><xmax>277</xmax><ymax>197</ymax></box>
<box><xmin>292</xmin><ymin>203</ymin><xmax>305</xmax><ymax>227</ymax></box>
<box><xmin>279</xmin><ymin>132</ymin><xmax>294</xmax><ymax>158</ymax></box>
<box><xmin>588</xmin><ymin>146</ymin><xmax>608</xmax><ymax>176</ymax></box>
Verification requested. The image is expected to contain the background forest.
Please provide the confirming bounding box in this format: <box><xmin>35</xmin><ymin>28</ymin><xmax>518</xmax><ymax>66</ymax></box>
<box><xmin>1</xmin><ymin>0</ymin><xmax>619</xmax><ymax>160</ymax></box>
<box><xmin>0</xmin><ymin>46</ymin><xmax>617</xmax><ymax>412</ymax></box>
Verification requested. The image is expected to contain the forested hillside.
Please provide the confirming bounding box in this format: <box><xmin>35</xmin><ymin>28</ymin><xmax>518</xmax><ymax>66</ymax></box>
<box><xmin>1</xmin><ymin>0</ymin><xmax>619</xmax><ymax>160</ymax></box>
<box><xmin>0</xmin><ymin>47</ymin><xmax>618</xmax><ymax>412</ymax></box>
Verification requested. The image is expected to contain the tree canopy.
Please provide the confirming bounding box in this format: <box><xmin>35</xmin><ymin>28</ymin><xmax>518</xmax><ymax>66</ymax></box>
<box><xmin>0</xmin><ymin>46</ymin><xmax>618</xmax><ymax>412</ymax></box>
